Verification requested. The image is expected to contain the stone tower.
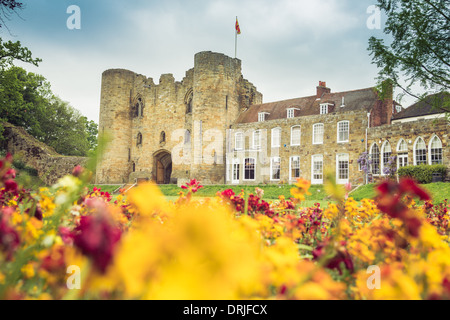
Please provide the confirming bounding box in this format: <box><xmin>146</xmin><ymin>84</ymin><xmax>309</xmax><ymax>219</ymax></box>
<box><xmin>96</xmin><ymin>69</ymin><xmax>135</xmax><ymax>184</ymax></box>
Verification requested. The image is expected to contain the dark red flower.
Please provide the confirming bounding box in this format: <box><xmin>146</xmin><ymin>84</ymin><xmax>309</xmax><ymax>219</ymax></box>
<box><xmin>72</xmin><ymin>213</ymin><xmax>121</xmax><ymax>273</ymax></box>
<box><xmin>0</xmin><ymin>211</ymin><xmax>20</xmax><ymax>260</ymax></box>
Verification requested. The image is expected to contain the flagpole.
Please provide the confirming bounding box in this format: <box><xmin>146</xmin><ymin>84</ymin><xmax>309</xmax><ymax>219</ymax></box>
<box><xmin>235</xmin><ymin>16</ymin><xmax>238</xmax><ymax>58</ymax></box>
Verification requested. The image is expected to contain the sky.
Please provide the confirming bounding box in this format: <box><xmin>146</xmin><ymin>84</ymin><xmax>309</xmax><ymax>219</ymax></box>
<box><xmin>1</xmin><ymin>0</ymin><xmax>419</xmax><ymax>123</ymax></box>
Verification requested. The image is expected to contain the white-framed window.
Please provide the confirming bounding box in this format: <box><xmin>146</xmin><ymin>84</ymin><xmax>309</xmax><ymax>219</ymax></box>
<box><xmin>381</xmin><ymin>141</ymin><xmax>392</xmax><ymax>175</ymax></box>
<box><xmin>287</xmin><ymin>108</ymin><xmax>299</xmax><ymax>119</ymax></box>
<box><xmin>336</xmin><ymin>153</ymin><xmax>349</xmax><ymax>184</ymax></box>
<box><xmin>270</xmin><ymin>157</ymin><xmax>281</xmax><ymax>181</ymax></box>
<box><xmin>287</xmin><ymin>109</ymin><xmax>294</xmax><ymax>118</ymax></box>
<box><xmin>313</xmin><ymin>123</ymin><xmax>324</xmax><ymax>145</ymax></box>
<box><xmin>244</xmin><ymin>158</ymin><xmax>256</xmax><ymax>181</ymax></box>
<box><xmin>291</xmin><ymin>125</ymin><xmax>301</xmax><ymax>146</ymax></box>
<box><xmin>271</xmin><ymin>127</ymin><xmax>281</xmax><ymax>148</ymax></box>
<box><xmin>311</xmin><ymin>154</ymin><xmax>324</xmax><ymax>184</ymax></box>
<box><xmin>370</xmin><ymin>143</ymin><xmax>380</xmax><ymax>175</ymax></box>
<box><xmin>397</xmin><ymin>139</ymin><xmax>408</xmax><ymax>169</ymax></box>
<box><xmin>429</xmin><ymin>135</ymin><xmax>443</xmax><ymax>165</ymax></box>
<box><xmin>337</xmin><ymin>121</ymin><xmax>349</xmax><ymax>143</ymax></box>
<box><xmin>252</xmin><ymin>130</ymin><xmax>261</xmax><ymax>149</ymax></box>
<box><xmin>235</xmin><ymin>132</ymin><xmax>244</xmax><ymax>151</ymax></box>
<box><xmin>258</xmin><ymin>112</ymin><xmax>269</xmax><ymax>122</ymax></box>
<box><xmin>289</xmin><ymin>156</ymin><xmax>301</xmax><ymax>181</ymax></box>
<box><xmin>232</xmin><ymin>158</ymin><xmax>240</xmax><ymax>184</ymax></box>
<box><xmin>320</xmin><ymin>104</ymin><xmax>329</xmax><ymax>115</ymax></box>
<box><xmin>414</xmin><ymin>137</ymin><xmax>427</xmax><ymax>165</ymax></box>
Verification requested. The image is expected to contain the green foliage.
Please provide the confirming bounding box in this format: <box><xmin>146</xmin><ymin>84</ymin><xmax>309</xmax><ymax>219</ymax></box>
<box><xmin>85</xmin><ymin>118</ymin><xmax>98</xmax><ymax>151</ymax></box>
<box><xmin>0</xmin><ymin>38</ymin><xmax>41</xmax><ymax>69</ymax></box>
<box><xmin>0</xmin><ymin>66</ymin><xmax>96</xmax><ymax>156</ymax></box>
<box><xmin>368</xmin><ymin>0</ymin><xmax>450</xmax><ymax>111</ymax></box>
<box><xmin>398</xmin><ymin>164</ymin><xmax>447</xmax><ymax>184</ymax></box>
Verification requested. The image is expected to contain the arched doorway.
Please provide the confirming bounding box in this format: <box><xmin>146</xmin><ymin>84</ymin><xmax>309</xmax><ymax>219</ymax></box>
<box><xmin>153</xmin><ymin>150</ymin><xmax>172</xmax><ymax>184</ymax></box>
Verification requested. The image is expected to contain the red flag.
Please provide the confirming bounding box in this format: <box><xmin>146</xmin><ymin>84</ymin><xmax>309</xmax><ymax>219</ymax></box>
<box><xmin>235</xmin><ymin>18</ymin><xmax>241</xmax><ymax>35</ymax></box>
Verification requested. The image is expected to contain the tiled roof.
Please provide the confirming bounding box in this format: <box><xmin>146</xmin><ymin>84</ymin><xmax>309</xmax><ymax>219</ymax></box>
<box><xmin>236</xmin><ymin>87</ymin><xmax>379</xmax><ymax>123</ymax></box>
<box><xmin>392</xmin><ymin>92</ymin><xmax>449</xmax><ymax>120</ymax></box>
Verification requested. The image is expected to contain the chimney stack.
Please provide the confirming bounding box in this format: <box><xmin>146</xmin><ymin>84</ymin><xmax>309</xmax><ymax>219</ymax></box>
<box><xmin>316</xmin><ymin>81</ymin><xmax>331</xmax><ymax>99</ymax></box>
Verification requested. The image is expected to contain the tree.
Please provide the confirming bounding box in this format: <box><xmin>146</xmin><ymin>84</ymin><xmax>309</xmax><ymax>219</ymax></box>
<box><xmin>368</xmin><ymin>0</ymin><xmax>449</xmax><ymax>112</ymax></box>
<box><xmin>41</xmin><ymin>96</ymin><xmax>90</xmax><ymax>157</ymax></box>
<box><xmin>84</xmin><ymin>118</ymin><xmax>98</xmax><ymax>152</ymax></box>
<box><xmin>0</xmin><ymin>0</ymin><xmax>23</xmax><ymax>30</ymax></box>
<box><xmin>0</xmin><ymin>66</ymin><xmax>92</xmax><ymax>156</ymax></box>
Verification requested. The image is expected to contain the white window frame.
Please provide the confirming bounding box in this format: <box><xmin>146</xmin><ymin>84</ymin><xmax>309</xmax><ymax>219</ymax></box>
<box><xmin>337</xmin><ymin>121</ymin><xmax>349</xmax><ymax>143</ymax></box>
<box><xmin>381</xmin><ymin>141</ymin><xmax>392</xmax><ymax>176</ymax></box>
<box><xmin>336</xmin><ymin>153</ymin><xmax>349</xmax><ymax>184</ymax></box>
<box><xmin>271</xmin><ymin>127</ymin><xmax>281</xmax><ymax>148</ymax></box>
<box><xmin>287</xmin><ymin>108</ymin><xmax>299</xmax><ymax>119</ymax></box>
<box><xmin>289</xmin><ymin>156</ymin><xmax>301</xmax><ymax>181</ymax></box>
<box><xmin>313</xmin><ymin>123</ymin><xmax>324</xmax><ymax>145</ymax></box>
<box><xmin>414</xmin><ymin>137</ymin><xmax>427</xmax><ymax>166</ymax></box>
<box><xmin>429</xmin><ymin>135</ymin><xmax>443</xmax><ymax>165</ymax></box>
<box><xmin>370</xmin><ymin>143</ymin><xmax>380</xmax><ymax>175</ymax></box>
<box><xmin>270</xmin><ymin>157</ymin><xmax>281</xmax><ymax>181</ymax></box>
<box><xmin>252</xmin><ymin>130</ymin><xmax>261</xmax><ymax>149</ymax></box>
<box><xmin>235</xmin><ymin>132</ymin><xmax>244</xmax><ymax>151</ymax></box>
<box><xmin>258</xmin><ymin>112</ymin><xmax>269</xmax><ymax>122</ymax></box>
<box><xmin>320</xmin><ymin>104</ymin><xmax>329</xmax><ymax>115</ymax></box>
<box><xmin>311</xmin><ymin>154</ymin><xmax>324</xmax><ymax>185</ymax></box>
<box><xmin>397</xmin><ymin>139</ymin><xmax>408</xmax><ymax>169</ymax></box>
<box><xmin>243</xmin><ymin>158</ymin><xmax>256</xmax><ymax>181</ymax></box>
<box><xmin>232</xmin><ymin>158</ymin><xmax>240</xmax><ymax>184</ymax></box>
<box><xmin>291</xmin><ymin>125</ymin><xmax>301</xmax><ymax>146</ymax></box>
<box><xmin>287</xmin><ymin>109</ymin><xmax>295</xmax><ymax>119</ymax></box>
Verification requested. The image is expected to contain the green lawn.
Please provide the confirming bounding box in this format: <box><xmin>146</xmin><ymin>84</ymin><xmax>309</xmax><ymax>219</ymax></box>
<box><xmin>90</xmin><ymin>181</ymin><xmax>449</xmax><ymax>205</ymax></box>
<box><xmin>350</xmin><ymin>182</ymin><xmax>449</xmax><ymax>204</ymax></box>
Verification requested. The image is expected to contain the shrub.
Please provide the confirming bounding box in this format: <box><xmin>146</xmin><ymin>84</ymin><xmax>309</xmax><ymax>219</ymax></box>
<box><xmin>398</xmin><ymin>164</ymin><xmax>447</xmax><ymax>184</ymax></box>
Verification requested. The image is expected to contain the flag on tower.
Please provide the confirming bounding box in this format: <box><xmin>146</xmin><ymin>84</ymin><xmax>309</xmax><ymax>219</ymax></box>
<box><xmin>235</xmin><ymin>17</ymin><xmax>241</xmax><ymax>34</ymax></box>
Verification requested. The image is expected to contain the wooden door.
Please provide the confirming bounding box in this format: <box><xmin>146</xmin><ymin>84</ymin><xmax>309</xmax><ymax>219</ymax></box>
<box><xmin>157</xmin><ymin>161</ymin><xmax>165</xmax><ymax>184</ymax></box>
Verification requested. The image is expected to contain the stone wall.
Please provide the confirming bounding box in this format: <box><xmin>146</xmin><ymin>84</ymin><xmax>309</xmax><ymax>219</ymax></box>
<box><xmin>367</xmin><ymin>118</ymin><xmax>449</xmax><ymax>180</ymax></box>
<box><xmin>2</xmin><ymin>123</ymin><xmax>88</xmax><ymax>185</ymax></box>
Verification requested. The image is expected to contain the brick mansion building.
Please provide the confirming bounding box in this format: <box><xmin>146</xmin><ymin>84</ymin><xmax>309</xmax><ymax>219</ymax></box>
<box><xmin>95</xmin><ymin>51</ymin><xmax>449</xmax><ymax>186</ymax></box>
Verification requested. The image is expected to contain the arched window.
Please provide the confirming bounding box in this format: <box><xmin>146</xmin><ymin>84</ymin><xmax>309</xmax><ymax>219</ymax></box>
<box><xmin>370</xmin><ymin>143</ymin><xmax>380</xmax><ymax>174</ymax></box>
<box><xmin>429</xmin><ymin>135</ymin><xmax>443</xmax><ymax>165</ymax></box>
<box><xmin>337</xmin><ymin>121</ymin><xmax>349</xmax><ymax>143</ymax></box>
<box><xmin>132</xmin><ymin>97</ymin><xmax>144</xmax><ymax>118</ymax></box>
<box><xmin>271</xmin><ymin>127</ymin><xmax>281</xmax><ymax>148</ymax></box>
<box><xmin>397</xmin><ymin>139</ymin><xmax>408</xmax><ymax>168</ymax></box>
<box><xmin>414</xmin><ymin>137</ymin><xmax>427</xmax><ymax>165</ymax></box>
<box><xmin>160</xmin><ymin>131</ymin><xmax>166</xmax><ymax>144</ymax></box>
<box><xmin>137</xmin><ymin>132</ymin><xmax>143</xmax><ymax>146</ymax></box>
<box><xmin>185</xmin><ymin>89</ymin><xmax>193</xmax><ymax>114</ymax></box>
<box><xmin>235</xmin><ymin>132</ymin><xmax>244</xmax><ymax>151</ymax></box>
<box><xmin>291</xmin><ymin>126</ymin><xmax>301</xmax><ymax>146</ymax></box>
<box><xmin>381</xmin><ymin>141</ymin><xmax>392</xmax><ymax>175</ymax></box>
<box><xmin>313</xmin><ymin>123</ymin><xmax>324</xmax><ymax>145</ymax></box>
<box><xmin>185</xmin><ymin>130</ymin><xmax>191</xmax><ymax>145</ymax></box>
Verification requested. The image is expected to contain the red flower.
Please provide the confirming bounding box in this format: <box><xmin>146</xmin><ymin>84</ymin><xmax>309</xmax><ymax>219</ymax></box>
<box><xmin>0</xmin><ymin>210</ymin><xmax>20</xmax><ymax>260</ymax></box>
<box><xmin>376</xmin><ymin>178</ymin><xmax>430</xmax><ymax>238</ymax></box>
<box><xmin>72</xmin><ymin>212</ymin><xmax>121</xmax><ymax>273</ymax></box>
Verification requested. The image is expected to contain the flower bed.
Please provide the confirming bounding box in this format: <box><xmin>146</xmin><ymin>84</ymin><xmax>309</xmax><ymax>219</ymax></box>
<box><xmin>0</xmin><ymin>154</ymin><xmax>449</xmax><ymax>300</ymax></box>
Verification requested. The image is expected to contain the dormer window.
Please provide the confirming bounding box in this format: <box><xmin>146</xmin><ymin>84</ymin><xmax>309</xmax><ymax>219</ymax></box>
<box><xmin>258</xmin><ymin>112</ymin><xmax>269</xmax><ymax>122</ymax></box>
<box><xmin>287</xmin><ymin>108</ymin><xmax>300</xmax><ymax>119</ymax></box>
<box><xmin>320</xmin><ymin>104</ymin><xmax>329</xmax><ymax>115</ymax></box>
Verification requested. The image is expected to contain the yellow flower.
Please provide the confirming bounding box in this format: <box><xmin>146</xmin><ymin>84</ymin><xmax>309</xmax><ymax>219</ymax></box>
<box><xmin>21</xmin><ymin>263</ymin><xmax>35</xmax><ymax>279</ymax></box>
<box><xmin>290</xmin><ymin>178</ymin><xmax>312</xmax><ymax>201</ymax></box>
